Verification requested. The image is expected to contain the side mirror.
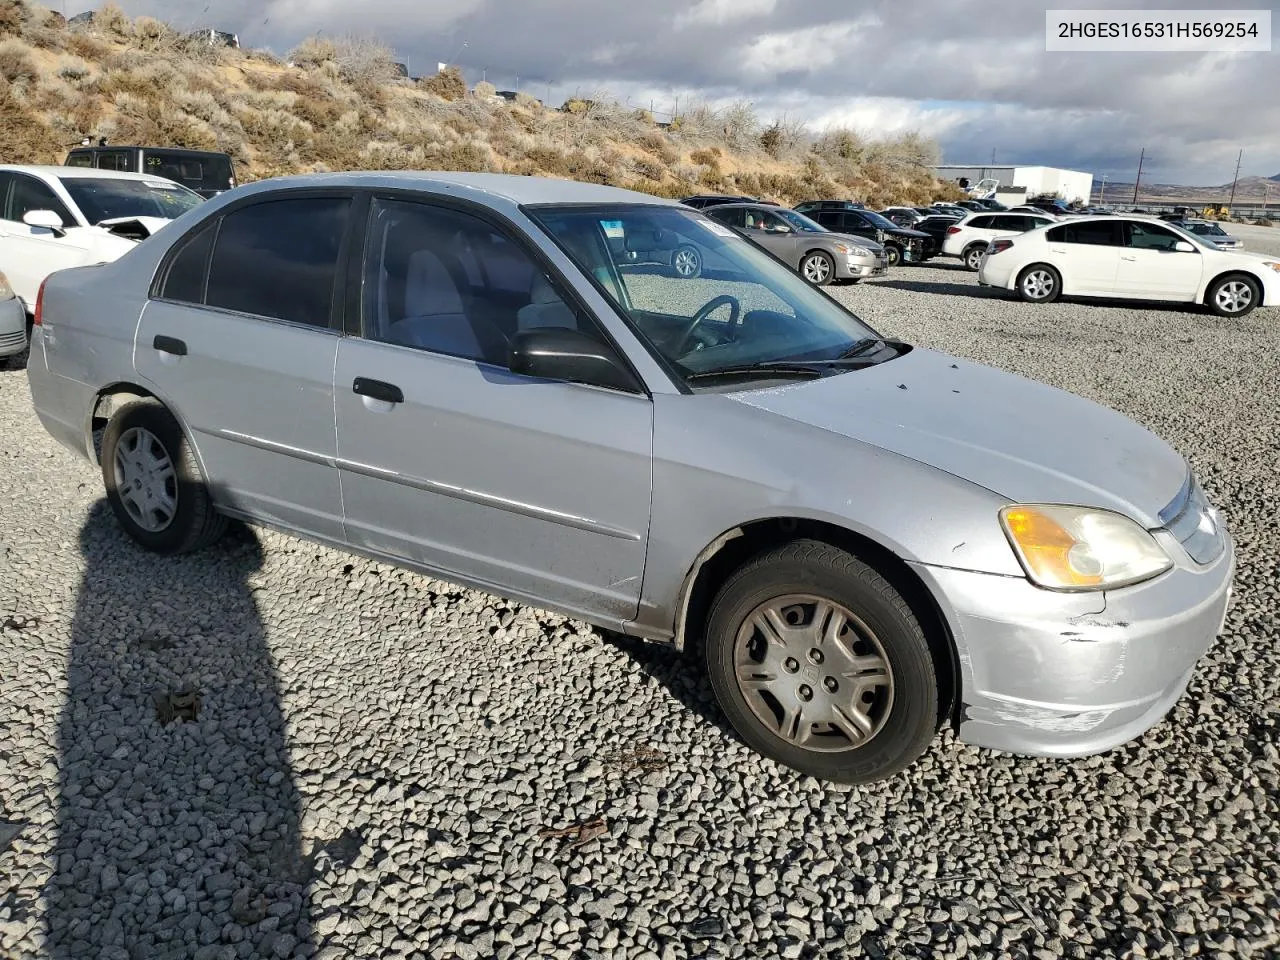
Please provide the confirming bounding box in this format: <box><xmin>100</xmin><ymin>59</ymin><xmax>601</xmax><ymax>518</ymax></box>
<box><xmin>508</xmin><ymin>327</ymin><xmax>642</xmax><ymax>394</ymax></box>
<box><xmin>24</xmin><ymin>209</ymin><xmax>66</xmax><ymax>236</ymax></box>
<box><xmin>1174</xmin><ymin>240</ymin><xmax>1196</xmax><ymax>253</ymax></box>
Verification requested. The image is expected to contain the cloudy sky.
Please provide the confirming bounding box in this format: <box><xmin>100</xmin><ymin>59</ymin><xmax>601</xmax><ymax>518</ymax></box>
<box><xmin>109</xmin><ymin>0</ymin><xmax>1279</xmax><ymax>186</ymax></box>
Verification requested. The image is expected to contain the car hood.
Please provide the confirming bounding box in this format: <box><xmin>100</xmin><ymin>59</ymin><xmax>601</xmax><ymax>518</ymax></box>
<box><xmin>728</xmin><ymin>347</ymin><xmax>1187</xmax><ymax>527</ymax></box>
<box><xmin>94</xmin><ymin>215</ymin><xmax>174</xmax><ymax>238</ymax></box>
<box><xmin>886</xmin><ymin>226</ymin><xmax>931</xmax><ymax>240</ymax></box>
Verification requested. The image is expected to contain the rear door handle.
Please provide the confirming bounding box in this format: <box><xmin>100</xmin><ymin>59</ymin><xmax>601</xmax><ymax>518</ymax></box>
<box><xmin>152</xmin><ymin>334</ymin><xmax>187</xmax><ymax>355</ymax></box>
<box><xmin>352</xmin><ymin>377</ymin><xmax>404</xmax><ymax>404</ymax></box>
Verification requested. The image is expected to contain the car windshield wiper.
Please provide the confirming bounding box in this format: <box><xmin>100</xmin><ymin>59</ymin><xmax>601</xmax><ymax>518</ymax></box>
<box><xmin>836</xmin><ymin>337</ymin><xmax>887</xmax><ymax>361</ymax></box>
<box><xmin>683</xmin><ymin>362</ymin><xmax>832</xmax><ymax>382</ymax></box>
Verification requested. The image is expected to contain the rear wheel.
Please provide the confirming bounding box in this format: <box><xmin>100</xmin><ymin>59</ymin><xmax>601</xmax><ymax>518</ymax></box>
<box><xmin>102</xmin><ymin>399</ymin><xmax>227</xmax><ymax>554</ymax></box>
<box><xmin>703</xmin><ymin>540</ymin><xmax>939</xmax><ymax>784</ymax></box>
<box><xmin>1016</xmin><ymin>264</ymin><xmax>1061</xmax><ymax>303</ymax></box>
<box><xmin>963</xmin><ymin>244</ymin><xmax>987</xmax><ymax>271</ymax></box>
<box><xmin>1206</xmin><ymin>274</ymin><xmax>1259</xmax><ymax>317</ymax></box>
<box><xmin>800</xmin><ymin>251</ymin><xmax>834</xmax><ymax>286</ymax></box>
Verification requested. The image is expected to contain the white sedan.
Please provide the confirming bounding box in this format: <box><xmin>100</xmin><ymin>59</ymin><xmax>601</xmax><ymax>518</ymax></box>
<box><xmin>978</xmin><ymin>215</ymin><xmax>1280</xmax><ymax>318</ymax></box>
<box><xmin>0</xmin><ymin>165</ymin><xmax>205</xmax><ymax>310</ymax></box>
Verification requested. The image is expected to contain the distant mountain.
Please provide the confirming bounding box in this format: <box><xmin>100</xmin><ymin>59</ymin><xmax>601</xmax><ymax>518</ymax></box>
<box><xmin>1098</xmin><ymin>175</ymin><xmax>1278</xmax><ymax>204</ymax></box>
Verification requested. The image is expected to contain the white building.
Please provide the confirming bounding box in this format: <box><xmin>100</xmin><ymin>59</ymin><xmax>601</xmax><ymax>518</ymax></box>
<box><xmin>933</xmin><ymin>165</ymin><xmax>1095</xmax><ymax>205</ymax></box>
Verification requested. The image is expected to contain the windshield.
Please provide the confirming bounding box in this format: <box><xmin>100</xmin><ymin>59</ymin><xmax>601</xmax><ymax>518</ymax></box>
<box><xmin>859</xmin><ymin>210</ymin><xmax>901</xmax><ymax>230</ymax></box>
<box><xmin>59</xmin><ymin>176</ymin><xmax>203</xmax><ymax>224</ymax></box>
<box><xmin>528</xmin><ymin>205</ymin><xmax>880</xmax><ymax>384</ymax></box>
<box><xmin>1188</xmin><ymin>222</ymin><xmax>1226</xmax><ymax>237</ymax></box>
<box><xmin>142</xmin><ymin>150</ymin><xmax>234</xmax><ymax>192</ymax></box>
<box><xmin>772</xmin><ymin>209</ymin><xmax>825</xmax><ymax>233</ymax></box>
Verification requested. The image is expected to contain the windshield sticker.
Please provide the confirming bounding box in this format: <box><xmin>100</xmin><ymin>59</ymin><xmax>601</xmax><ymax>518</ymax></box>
<box><xmin>600</xmin><ymin>220</ymin><xmax>625</xmax><ymax>238</ymax></box>
<box><xmin>701</xmin><ymin>220</ymin><xmax>736</xmax><ymax>238</ymax></box>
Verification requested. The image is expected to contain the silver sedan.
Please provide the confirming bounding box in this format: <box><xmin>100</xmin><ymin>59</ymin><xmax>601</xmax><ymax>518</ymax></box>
<box><xmin>27</xmin><ymin>172</ymin><xmax>1234</xmax><ymax>784</ymax></box>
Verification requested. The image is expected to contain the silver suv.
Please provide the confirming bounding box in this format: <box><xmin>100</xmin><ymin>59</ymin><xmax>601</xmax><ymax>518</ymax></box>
<box><xmin>28</xmin><ymin>173</ymin><xmax>1234</xmax><ymax>784</ymax></box>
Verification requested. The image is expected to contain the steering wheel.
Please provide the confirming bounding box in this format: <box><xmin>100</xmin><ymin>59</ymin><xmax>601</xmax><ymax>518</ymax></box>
<box><xmin>673</xmin><ymin>294</ymin><xmax>741</xmax><ymax>356</ymax></box>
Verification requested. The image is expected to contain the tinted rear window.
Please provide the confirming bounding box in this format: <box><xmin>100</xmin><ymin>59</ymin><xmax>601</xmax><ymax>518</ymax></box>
<box><xmin>143</xmin><ymin>150</ymin><xmax>234</xmax><ymax>191</ymax></box>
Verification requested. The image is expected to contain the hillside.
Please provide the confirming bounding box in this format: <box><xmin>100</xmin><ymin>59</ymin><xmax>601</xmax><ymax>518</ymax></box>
<box><xmin>1098</xmin><ymin>175</ymin><xmax>1279</xmax><ymax>205</ymax></box>
<box><xmin>0</xmin><ymin>1</ymin><xmax>962</xmax><ymax>207</ymax></box>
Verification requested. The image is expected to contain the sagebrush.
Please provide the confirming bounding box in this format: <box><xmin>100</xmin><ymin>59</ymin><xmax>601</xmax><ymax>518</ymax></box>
<box><xmin>0</xmin><ymin>0</ymin><xmax>964</xmax><ymax>204</ymax></box>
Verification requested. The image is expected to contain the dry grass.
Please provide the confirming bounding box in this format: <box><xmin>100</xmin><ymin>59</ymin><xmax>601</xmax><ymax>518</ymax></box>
<box><xmin>0</xmin><ymin>0</ymin><xmax>962</xmax><ymax>204</ymax></box>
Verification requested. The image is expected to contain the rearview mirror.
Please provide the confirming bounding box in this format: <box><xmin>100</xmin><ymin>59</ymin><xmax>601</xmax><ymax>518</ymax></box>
<box><xmin>23</xmin><ymin>209</ymin><xmax>65</xmax><ymax>235</ymax></box>
<box><xmin>1174</xmin><ymin>240</ymin><xmax>1196</xmax><ymax>253</ymax></box>
<box><xmin>508</xmin><ymin>327</ymin><xmax>642</xmax><ymax>393</ymax></box>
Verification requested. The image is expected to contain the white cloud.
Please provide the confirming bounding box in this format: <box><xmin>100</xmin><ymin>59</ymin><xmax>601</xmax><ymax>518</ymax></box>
<box><xmin>674</xmin><ymin>0</ymin><xmax>777</xmax><ymax>30</ymax></box>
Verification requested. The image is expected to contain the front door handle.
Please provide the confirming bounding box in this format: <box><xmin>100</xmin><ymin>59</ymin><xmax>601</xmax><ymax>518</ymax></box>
<box><xmin>1120</xmin><ymin>255</ymin><xmax>1137</xmax><ymax>261</ymax></box>
<box><xmin>353</xmin><ymin>377</ymin><xmax>404</xmax><ymax>404</ymax></box>
<box><xmin>153</xmin><ymin>334</ymin><xmax>187</xmax><ymax>355</ymax></box>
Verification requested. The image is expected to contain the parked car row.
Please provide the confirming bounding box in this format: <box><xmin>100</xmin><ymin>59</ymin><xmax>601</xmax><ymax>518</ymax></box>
<box><xmin>25</xmin><ymin>172</ymin><xmax>1239</xmax><ymax>787</ymax></box>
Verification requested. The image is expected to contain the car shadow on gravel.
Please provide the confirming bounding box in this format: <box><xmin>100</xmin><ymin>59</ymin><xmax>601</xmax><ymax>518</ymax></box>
<box><xmin>600</xmin><ymin>631</ymin><xmax>736</xmax><ymax>738</ymax></box>
<box><xmin>47</xmin><ymin>501</ymin><xmax>312</xmax><ymax>958</ymax></box>
<box><xmin>872</xmin><ymin>279</ymin><xmax>999</xmax><ymax>299</ymax></box>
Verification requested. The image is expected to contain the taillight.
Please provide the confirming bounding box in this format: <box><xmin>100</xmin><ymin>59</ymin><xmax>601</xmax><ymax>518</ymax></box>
<box><xmin>989</xmin><ymin>238</ymin><xmax>1015</xmax><ymax>256</ymax></box>
<box><xmin>946</xmin><ymin>226</ymin><xmax>962</xmax><ymax>235</ymax></box>
<box><xmin>33</xmin><ymin>278</ymin><xmax>47</xmax><ymax>326</ymax></box>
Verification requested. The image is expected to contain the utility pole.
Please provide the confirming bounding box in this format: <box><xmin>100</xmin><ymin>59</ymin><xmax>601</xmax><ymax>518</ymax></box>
<box><xmin>1226</xmin><ymin>149</ymin><xmax>1243</xmax><ymax>209</ymax></box>
<box><xmin>1132</xmin><ymin>147</ymin><xmax>1145</xmax><ymax>204</ymax></box>
<box><xmin>1098</xmin><ymin>174</ymin><xmax>1109</xmax><ymax>206</ymax></box>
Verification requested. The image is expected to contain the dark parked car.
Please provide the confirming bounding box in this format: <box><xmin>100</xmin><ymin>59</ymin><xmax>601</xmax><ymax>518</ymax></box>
<box><xmin>680</xmin><ymin>194</ymin><xmax>759</xmax><ymax>209</ymax></box>
<box><xmin>801</xmin><ymin>206</ymin><xmax>932</xmax><ymax>266</ymax></box>
<box><xmin>1028</xmin><ymin>197</ymin><xmax>1075</xmax><ymax>216</ymax></box>
<box><xmin>912</xmin><ymin>214</ymin><xmax>963</xmax><ymax>258</ymax></box>
<box><xmin>793</xmin><ymin>199</ymin><xmax>866</xmax><ymax>214</ymax></box>
<box><xmin>65</xmin><ymin>145</ymin><xmax>235</xmax><ymax>199</ymax></box>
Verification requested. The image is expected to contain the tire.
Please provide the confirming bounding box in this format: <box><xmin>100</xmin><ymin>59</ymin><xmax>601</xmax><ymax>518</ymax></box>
<box><xmin>1206</xmin><ymin>274</ymin><xmax>1259</xmax><ymax>318</ymax></box>
<box><xmin>799</xmin><ymin>251</ymin><xmax>835</xmax><ymax>286</ymax></box>
<box><xmin>703</xmin><ymin>540</ymin><xmax>939</xmax><ymax>785</ymax></box>
<box><xmin>101</xmin><ymin>399</ymin><xmax>227</xmax><ymax>554</ymax></box>
<box><xmin>671</xmin><ymin>244</ymin><xmax>702</xmax><ymax>279</ymax></box>
<box><xmin>963</xmin><ymin>244</ymin><xmax>987</xmax><ymax>271</ymax></box>
<box><xmin>1016</xmin><ymin>263</ymin><xmax>1061</xmax><ymax>303</ymax></box>
<box><xmin>884</xmin><ymin>244</ymin><xmax>902</xmax><ymax>267</ymax></box>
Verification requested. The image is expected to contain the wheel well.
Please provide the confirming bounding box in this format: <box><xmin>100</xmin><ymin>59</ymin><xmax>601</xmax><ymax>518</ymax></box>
<box><xmin>963</xmin><ymin>241</ymin><xmax>987</xmax><ymax>255</ymax></box>
<box><xmin>87</xmin><ymin>383</ymin><xmax>159</xmax><ymax>465</ymax></box>
<box><xmin>1204</xmin><ymin>270</ymin><xmax>1263</xmax><ymax>306</ymax></box>
<box><xmin>677</xmin><ymin>517</ymin><xmax>961</xmax><ymax>731</ymax></box>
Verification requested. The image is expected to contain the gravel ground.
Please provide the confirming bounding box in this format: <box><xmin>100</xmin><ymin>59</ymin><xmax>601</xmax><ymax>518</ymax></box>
<box><xmin>2</xmin><ymin>254</ymin><xmax>1279</xmax><ymax>960</ymax></box>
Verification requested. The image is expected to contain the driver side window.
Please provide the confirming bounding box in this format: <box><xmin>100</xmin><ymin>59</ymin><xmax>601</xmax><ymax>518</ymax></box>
<box><xmin>7</xmin><ymin>175</ymin><xmax>74</xmax><ymax>227</ymax></box>
<box><xmin>1126</xmin><ymin>222</ymin><xmax>1182</xmax><ymax>251</ymax></box>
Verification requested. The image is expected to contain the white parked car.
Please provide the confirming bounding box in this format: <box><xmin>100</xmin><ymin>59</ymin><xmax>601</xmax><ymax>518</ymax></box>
<box><xmin>942</xmin><ymin>211</ymin><xmax>1058</xmax><ymax>270</ymax></box>
<box><xmin>0</xmin><ymin>269</ymin><xmax>25</xmax><ymax>361</ymax></box>
<box><xmin>978</xmin><ymin>215</ymin><xmax>1280</xmax><ymax>317</ymax></box>
<box><xmin>0</xmin><ymin>166</ymin><xmax>205</xmax><ymax>310</ymax></box>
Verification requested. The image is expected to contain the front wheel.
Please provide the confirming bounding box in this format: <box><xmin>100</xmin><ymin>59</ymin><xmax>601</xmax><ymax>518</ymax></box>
<box><xmin>102</xmin><ymin>399</ymin><xmax>227</xmax><ymax>554</ymax></box>
<box><xmin>884</xmin><ymin>244</ymin><xmax>902</xmax><ymax>267</ymax></box>
<box><xmin>1206</xmin><ymin>274</ymin><xmax>1259</xmax><ymax>317</ymax></box>
<box><xmin>703</xmin><ymin>540</ymin><xmax>939</xmax><ymax>784</ymax></box>
<box><xmin>1016</xmin><ymin>264</ymin><xmax>1061</xmax><ymax>303</ymax></box>
<box><xmin>671</xmin><ymin>244</ymin><xmax>702</xmax><ymax>279</ymax></box>
<box><xmin>800</xmin><ymin>251</ymin><xmax>835</xmax><ymax>286</ymax></box>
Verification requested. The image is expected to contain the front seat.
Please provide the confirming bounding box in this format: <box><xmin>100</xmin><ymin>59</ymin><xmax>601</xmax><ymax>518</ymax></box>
<box><xmin>388</xmin><ymin>250</ymin><xmax>484</xmax><ymax>358</ymax></box>
<box><xmin>515</xmin><ymin>274</ymin><xmax>577</xmax><ymax>333</ymax></box>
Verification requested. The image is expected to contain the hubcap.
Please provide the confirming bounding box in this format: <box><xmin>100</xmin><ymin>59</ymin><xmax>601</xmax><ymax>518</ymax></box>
<box><xmin>803</xmin><ymin>256</ymin><xmax>830</xmax><ymax>283</ymax></box>
<box><xmin>967</xmin><ymin>249</ymin><xmax>984</xmax><ymax>268</ymax></box>
<box><xmin>734</xmin><ymin>595</ymin><xmax>894</xmax><ymax>753</ymax></box>
<box><xmin>113</xmin><ymin>427</ymin><xmax>177</xmax><ymax>533</ymax></box>
<box><xmin>1215</xmin><ymin>281</ymin><xmax>1253</xmax><ymax>314</ymax></box>
<box><xmin>673</xmin><ymin>248</ymin><xmax>699</xmax><ymax>277</ymax></box>
<box><xmin>1023</xmin><ymin>269</ymin><xmax>1055</xmax><ymax>300</ymax></box>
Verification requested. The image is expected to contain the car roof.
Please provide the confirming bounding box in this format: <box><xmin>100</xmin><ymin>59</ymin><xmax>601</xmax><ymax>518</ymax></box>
<box><xmin>68</xmin><ymin>145</ymin><xmax>229</xmax><ymax>156</ymax></box>
<box><xmin>0</xmin><ymin>164</ymin><xmax>184</xmax><ymax>183</ymax></box>
<box><xmin>231</xmin><ymin>171</ymin><xmax>680</xmax><ymax>207</ymax></box>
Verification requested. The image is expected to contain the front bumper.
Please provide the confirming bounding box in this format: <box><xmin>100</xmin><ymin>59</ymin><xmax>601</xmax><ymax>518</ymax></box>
<box><xmin>0</xmin><ymin>295</ymin><xmax>25</xmax><ymax>357</ymax></box>
<box><xmin>911</xmin><ymin>528</ymin><xmax>1235</xmax><ymax>757</ymax></box>
<box><xmin>837</xmin><ymin>253</ymin><xmax>890</xmax><ymax>279</ymax></box>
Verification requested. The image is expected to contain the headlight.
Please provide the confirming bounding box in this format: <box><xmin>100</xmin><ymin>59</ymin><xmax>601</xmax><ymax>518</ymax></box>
<box><xmin>1262</xmin><ymin>261</ymin><xmax>1280</xmax><ymax>273</ymax></box>
<box><xmin>0</xmin><ymin>271</ymin><xmax>13</xmax><ymax>300</ymax></box>
<box><xmin>999</xmin><ymin>504</ymin><xmax>1172</xmax><ymax>591</ymax></box>
<box><xmin>833</xmin><ymin>242</ymin><xmax>864</xmax><ymax>255</ymax></box>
